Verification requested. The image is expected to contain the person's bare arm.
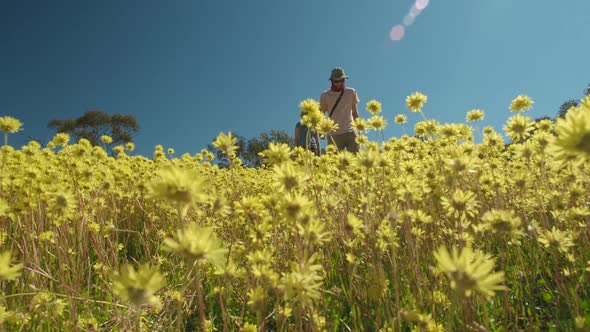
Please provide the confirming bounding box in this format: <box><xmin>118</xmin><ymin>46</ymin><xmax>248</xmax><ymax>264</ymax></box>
<box><xmin>352</xmin><ymin>94</ymin><xmax>359</xmax><ymax>120</ymax></box>
<box><xmin>320</xmin><ymin>94</ymin><xmax>328</xmax><ymax>115</ymax></box>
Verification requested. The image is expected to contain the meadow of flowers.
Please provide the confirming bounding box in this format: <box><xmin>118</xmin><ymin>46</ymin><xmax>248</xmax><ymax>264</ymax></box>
<box><xmin>0</xmin><ymin>93</ymin><xmax>589</xmax><ymax>331</ymax></box>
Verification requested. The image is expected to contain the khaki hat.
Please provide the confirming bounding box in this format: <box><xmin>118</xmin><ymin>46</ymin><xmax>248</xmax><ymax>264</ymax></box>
<box><xmin>329</xmin><ymin>67</ymin><xmax>348</xmax><ymax>81</ymax></box>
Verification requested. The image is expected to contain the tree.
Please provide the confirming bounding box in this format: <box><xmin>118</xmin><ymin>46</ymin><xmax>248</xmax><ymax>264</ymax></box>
<box><xmin>207</xmin><ymin>133</ymin><xmax>249</xmax><ymax>168</ymax></box>
<box><xmin>558</xmin><ymin>100</ymin><xmax>579</xmax><ymax>119</ymax></box>
<box><xmin>208</xmin><ymin>130</ymin><xmax>294</xmax><ymax>168</ymax></box>
<box><xmin>557</xmin><ymin>83</ymin><xmax>590</xmax><ymax>118</ymax></box>
<box><xmin>48</xmin><ymin>110</ymin><xmax>139</xmax><ymax>148</ymax></box>
<box><xmin>244</xmin><ymin>130</ymin><xmax>294</xmax><ymax>167</ymax></box>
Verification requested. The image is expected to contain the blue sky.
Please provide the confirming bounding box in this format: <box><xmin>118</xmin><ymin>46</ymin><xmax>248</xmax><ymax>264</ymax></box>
<box><xmin>2</xmin><ymin>0</ymin><xmax>589</xmax><ymax>156</ymax></box>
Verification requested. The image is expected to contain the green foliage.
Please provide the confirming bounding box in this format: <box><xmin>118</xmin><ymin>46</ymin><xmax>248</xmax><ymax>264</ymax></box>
<box><xmin>558</xmin><ymin>100</ymin><xmax>579</xmax><ymax>119</ymax></box>
<box><xmin>47</xmin><ymin>110</ymin><xmax>139</xmax><ymax>149</ymax></box>
<box><xmin>557</xmin><ymin>83</ymin><xmax>589</xmax><ymax>119</ymax></box>
<box><xmin>208</xmin><ymin>129</ymin><xmax>293</xmax><ymax>167</ymax></box>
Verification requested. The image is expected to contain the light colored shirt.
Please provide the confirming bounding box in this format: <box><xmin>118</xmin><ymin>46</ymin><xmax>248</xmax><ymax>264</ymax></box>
<box><xmin>320</xmin><ymin>87</ymin><xmax>359</xmax><ymax>135</ymax></box>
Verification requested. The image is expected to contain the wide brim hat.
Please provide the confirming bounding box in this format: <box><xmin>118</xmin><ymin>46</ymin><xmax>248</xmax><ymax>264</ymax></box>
<box><xmin>329</xmin><ymin>67</ymin><xmax>349</xmax><ymax>81</ymax></box>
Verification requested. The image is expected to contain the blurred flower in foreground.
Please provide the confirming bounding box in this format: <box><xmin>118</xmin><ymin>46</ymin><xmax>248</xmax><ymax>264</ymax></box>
<box><xmin>0</xmin><ymin>251</ymin><xmax>23</xmax><ymax>281</ymax></box>
<box><xmin>163</xmin><ymin>224</ymin><xmax>228</xmax><ymax>268</ymax></box>
<box><xmin>145</xmin><ymin>166</ymin><xmax>209</xmax><ymax>217</ymax></box>
<box><xmin>0</xmin><ymin>198</ymin><xmax>9</xmax><ymax>217</ymax></box>
<box><xmin>280</xmin><ymin>254</ymin><xmax>324</xmax><ymax>307</ymax></box>
<box><xmin>434</xmin><ymin>246</ymin><xmax>506</xmax><ymax>299</ymax></box>
<box><xmin>112</xmin><ymin>264</ymin><xmax>165</xmax><ymax>308</ymax></box>
<box><xmin>547</xmin><ymin>99</ymin><xmax>590</xmax><ymax>163</ymax></box>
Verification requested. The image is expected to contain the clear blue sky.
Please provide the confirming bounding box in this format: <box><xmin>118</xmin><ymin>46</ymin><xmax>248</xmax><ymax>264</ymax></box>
<box><xmin>2</xmin><ymin>0</ymin><xmax>589</xmax><ymax>156</ymax></box>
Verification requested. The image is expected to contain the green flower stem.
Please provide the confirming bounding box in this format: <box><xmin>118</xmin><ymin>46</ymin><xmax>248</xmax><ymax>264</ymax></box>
<box><xmin>218</xmin><ymin>286</ymin><xmax>230</xmax><ymax>332</ymax></box>
<box><xmin>194</xmin><ymin>273</ymin><xmax>207</xmax><ymax>332</ymax></box>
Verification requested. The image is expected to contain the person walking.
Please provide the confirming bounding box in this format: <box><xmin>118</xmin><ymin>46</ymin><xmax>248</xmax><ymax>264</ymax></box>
<box><xmin>320</xmin><ymin>67</ymin><xmax>360</xmax><ymax>153</ymax></box>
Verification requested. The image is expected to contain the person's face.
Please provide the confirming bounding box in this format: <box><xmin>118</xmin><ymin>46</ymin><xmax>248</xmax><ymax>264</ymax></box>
<box><xmin>332</xmin><ymin>78</ymin><xmax>345</xmax><ymax>86</ymax></box>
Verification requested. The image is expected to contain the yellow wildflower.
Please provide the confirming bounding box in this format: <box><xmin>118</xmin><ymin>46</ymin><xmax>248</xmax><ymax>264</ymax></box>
<box><xmin>273</xmin><ymin>162</ymin><xmax>306</xmax><ymax>193</ymax></box>
<box><xmin>504</xmin><ymin>115</ymin><xmax>534</xmax><ymax>142</ymax></box>
<box><xmin>112</xmin><ymin>264</ymin><xmax>165</xmax><ymax>308</ymax></box>
<box><xmin>440</xmin><ymin>189</ymin><xmax>479</xmax><ymax>219</ymax></box>
<box><xmin>259</xmin><ymin>142</ymin><xmax>292</xmax><ymax>166</ymax></box>
<box><xmin>466</xmin><ymin>109</ymin><xmax>485</xmax><ymax>122</ymax></box>
<box><xmin>0</xmin><ymin>251</ymin><xmax>23</xmax><ymax>281</ymax></box>
<box><xmin>0</xmin><ymin>116</ymin><xmax>23</xmax><ymax>133</ymax></box>
<box><xmin>406</xmin><ymin>92</ymin><xmax>428</xmax><ymax>112</ymax></box>
<box><xmin>352</xmin><ymin>118</ymin><xmax>369</xmax><ymax>132</ymax></box>
<box><xmin>163</xmin><ymin>224</ymin><xmax>228</xmax><ymax>267</ymax></box>
<box><xmin>481</xmin><ymin>209</ymin><xmax>521</xmax><ymax>238</ymax></box>
<box><xmin>434</xmin><ymin>246</ymin><xmax>506</xmax><ymax>298</ymax></box>
<box><xmin>145</xmin><ymin>166</ymin><xmax>209</xmax><ymax>217</ymax></box>
<box><xmin>547</xmin><ymin>103</ymin><xmax>590</xmax><ymax>162</ymax></box>
<box><xmin>100</xmin><ymin>135</ymin><xmax>113</xmax><ymax>144</ymax></box>
<box><xmin>299</xmin><ymin>98</ymin><xmax>320</xmax><ymax>115</ymax></box>
<box><xmin>366</xmin><ymin>99</ymin><xmax>382</xmax><ymax>115</ymax></box>
<box><xmin>212</xmin><ymin>132</ymin><xmax>238</xmax><ymax>156</ymax></box>
<box><xmin>0</xmin><ymin>198</ymin><xmax>9</xmax><ymax>217</ymax></box>
<box><xmin>368</xmin><ymin>115</ymin><xmax>387</xmax><ymax>131</ymax></box>
<box><xmin>280</xmin><ymin>254</ymin><xmax>324</xmax><ymax>307</ymax></box>
<box><xmin>316</xmin><ymin>116</ymin><xmax>339</xmax><ymax>136</ymax></box>
<box><xmin>52</xmin><ymin>133</ymin><xmax>70</xmax><ymax>146</ymax></box>
<box><xmin>125</xmin><ymin>142</ymin><xmax>135</xmax><ymax>151</ymax></box>
<box><xmin>537</xmin><ymin>227</ymin><xmax>575</xmax><ymax>254</ymax></box>
<box><xmin>395</xmin><ymin>114</ymin><xmax>408</xmax><ymax>124</ymax></box>
<box><xmin>509</xmin><ymin>95</ymin><xmax>534</xmax><ymax>112</ymax></box>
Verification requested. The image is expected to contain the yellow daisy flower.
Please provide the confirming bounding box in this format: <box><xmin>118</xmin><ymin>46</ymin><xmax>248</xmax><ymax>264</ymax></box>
<box><xmin>395</xmin><ymin>114</ymin><xmax>408</xmax><ymax>124</ymax></box>
<box><xmin>406</xmin><ymin>92</ymin><xmax>428</xmax><ymax>112</ymax></box>
<box><xmin>366</xmin><ymin>99</ymin><xmax>383</xmax><ymax>115</ymax></box>
<box><xmin>509</xmin><ymin>95</ymin><xmax>534</xmax><ymax>112</ymax></box>
<box><xmin>466</xmin><ymin>109</ymin><xmax>485</xmax><ymax>122</ymax></box>
<box><xmin>163</xmin><ymin>224</ymin><xmax>228</xmax><ymax>267</ymax></box>
<box><xmin>434</xmin><ymin>246</ymin><xmax>506</xmax><ymax>299</ymax></box>
<box><xmin>112</xmin><ymin>264</ymin><xmax>165</xmax><ymax>308</ymax></box>
<box><xmin>547</xmin><ymin>103</ymin><xmax>590</xmax><ymax>162</ymax></box>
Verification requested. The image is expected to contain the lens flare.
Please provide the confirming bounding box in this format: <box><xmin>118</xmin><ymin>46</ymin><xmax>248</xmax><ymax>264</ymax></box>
<box><xmin>410</xmin><ymin>5</ymin><xmax>423</xmax><ymax>16</ymax></box>
<box><xmin>389</xmin><ymin>0</ymin><xmax>430</xmax><ymax>42</ymax></box>
<box><xmin>403</xmin><ymin>13</ymin><xmax>416</xmax><ymax>26</ymax></box>
<box><xmin>389</xmin><ymin>24</ymin><xmax>405</xmax><ymax>41</ymax></box>
<box><xmin>415</xmin><ymin>0</ymin><xmax>430</xmax><ymax>11</ymax></box>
